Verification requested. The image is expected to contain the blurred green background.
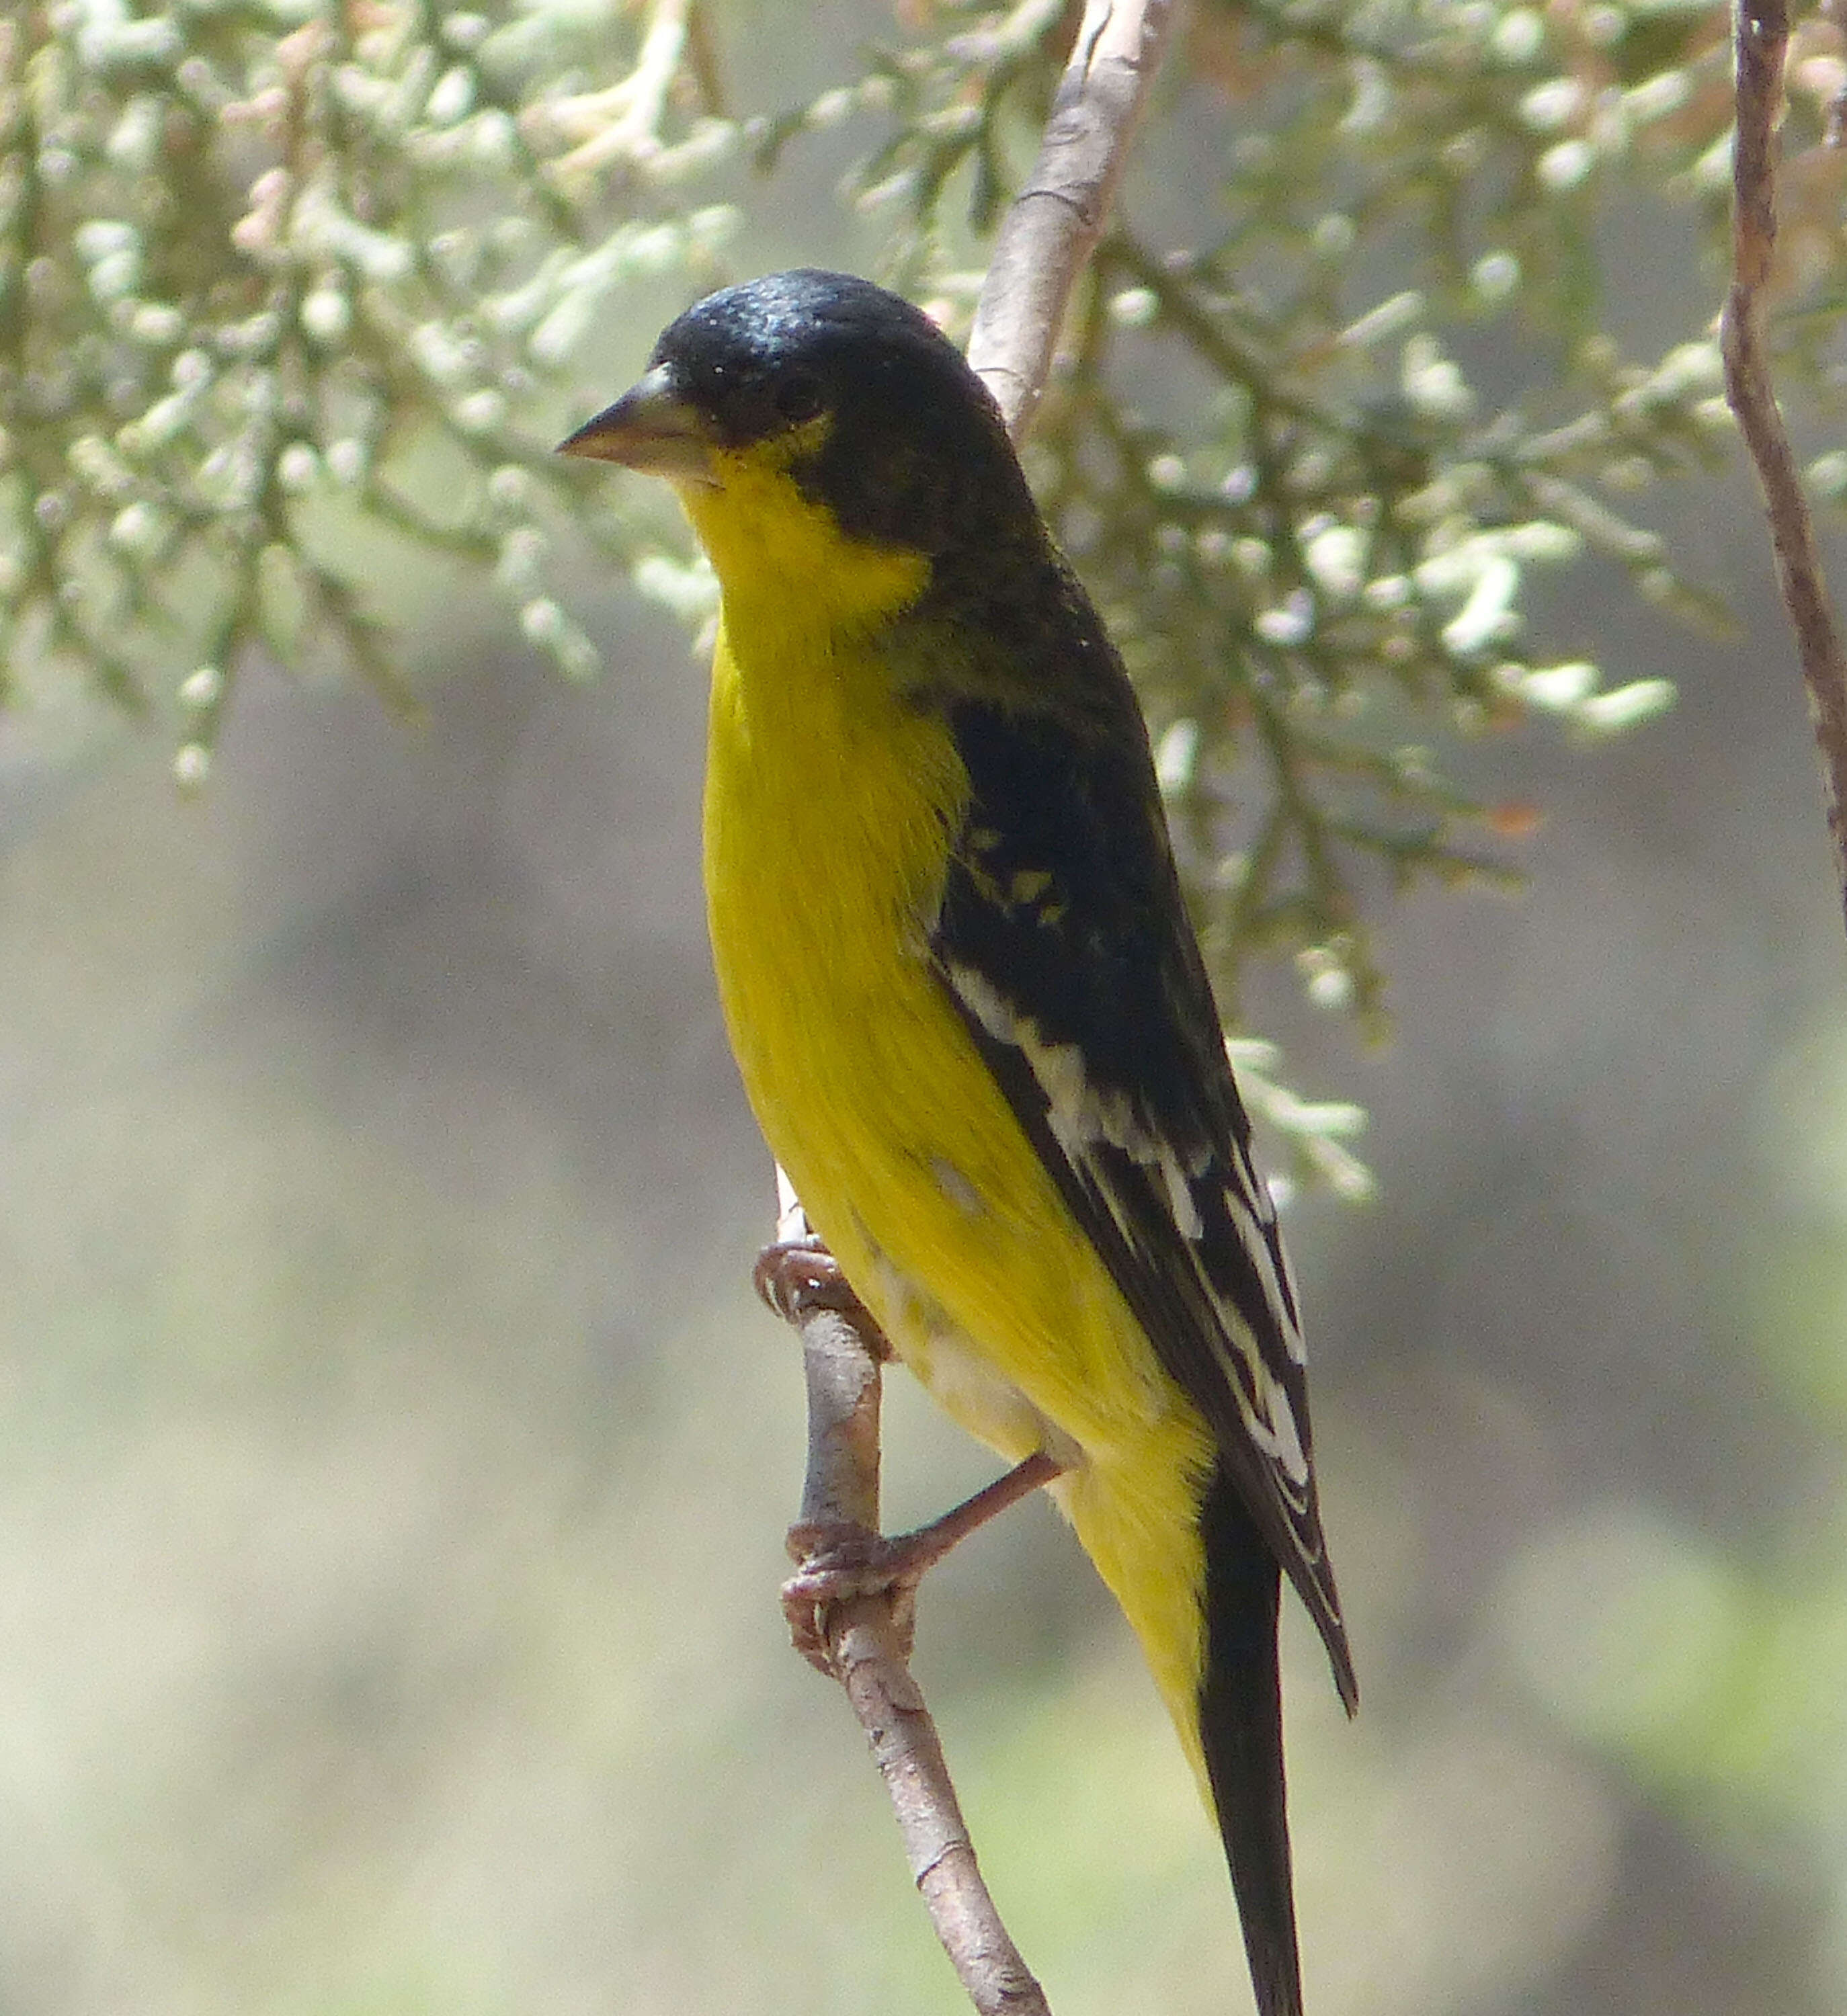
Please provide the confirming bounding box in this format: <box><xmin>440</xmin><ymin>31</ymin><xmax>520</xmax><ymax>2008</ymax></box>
<box><xmin>6</xmin><ymin>7</ymin><xmax>1847</xmax><ymax>2015</ymax></box>
<box><xmin>7</xmin><ymin>459</ymin><xmax>1846</xmax><ymax>2016</ymax></box>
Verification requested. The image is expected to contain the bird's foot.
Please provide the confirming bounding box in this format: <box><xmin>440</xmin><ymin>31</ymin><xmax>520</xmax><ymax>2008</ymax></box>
<box><xmin>781</xmin><ymin>1451</ymin><xmax>1067</xmax><ymax>1676</ymax></box>
<box><xmin>782</xmin><ymin>1519</ymin><xmax>926</xmax><ymax>1673</ymax></box>
<box><xmin>753</xmin><ymin>1237</ymin><xmax>895</xmax><ymax>1359</ymax></box>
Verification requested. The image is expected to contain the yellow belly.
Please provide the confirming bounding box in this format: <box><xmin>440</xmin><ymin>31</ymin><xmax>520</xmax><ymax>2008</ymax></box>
<box><xmin>702</xmin><ymin>606</ymin><xmax>1217</xmax><ymax>1767</ymax></box>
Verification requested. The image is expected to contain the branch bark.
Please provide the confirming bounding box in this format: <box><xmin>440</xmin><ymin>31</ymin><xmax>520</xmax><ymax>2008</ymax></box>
<box><xmin>757</xmin><ymin>1181</ymin><xmax>1053</xmax><ymax>2016</ymax></box>
<box><xmin>761</xmin><ymin>4</ymin><xmax>1181</xmax><ymax>2008</ymax></box>
<box><xmin>968</xmin><ymin>0</ymin><xmax>1181</xmax><ymax>435</ymax></box>
<box><xmin>1721</xmin><ymin>0</ymin><xmax>1847</xmax><ymax>936</ymax></box>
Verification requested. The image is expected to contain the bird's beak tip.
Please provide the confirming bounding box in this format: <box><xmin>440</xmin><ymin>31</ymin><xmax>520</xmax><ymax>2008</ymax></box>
<box><xmin>554</xmin><ymin>419</ymin><xmax>608</xmax><ymax>461</ymax></box>
<box><xmin>555</xmin><ymin>365</ymin><xmax>716</xmax><ymax>485</ymax></box>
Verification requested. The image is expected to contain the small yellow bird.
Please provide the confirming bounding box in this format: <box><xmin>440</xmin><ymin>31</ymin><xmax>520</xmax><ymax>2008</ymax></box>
<box><xmin>561</xmin><ymin>269</ymin><xmax>1354</xmax><ymax>2016</ymax></box>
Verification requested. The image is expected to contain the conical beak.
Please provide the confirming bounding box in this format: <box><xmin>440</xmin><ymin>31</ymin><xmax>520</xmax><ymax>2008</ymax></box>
<box><xmin>557</xmin><ymin>364</ymin><xmax>716</xmax><ymax>486</ymax></box>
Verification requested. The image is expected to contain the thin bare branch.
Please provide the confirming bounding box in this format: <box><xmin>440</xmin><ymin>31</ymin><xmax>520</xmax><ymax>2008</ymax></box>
<box><xmin>757</xmin><ymin>1204</ymin><xmax>1052</xmax><ymax>2016</ymax></box>
<box><xmin>968</xmin><ymin>0</ymin><xmax>1182</xmax><ymax>438</ymax></box>
<box><xmin>1721</xmin><ymin>0</ymin><xmax>1847</xmax><ymax>935</ymax></box>
<box><xmin>834</xmin><ymin>1613</ymin><xmax>1051</xmax><ymax>2016</ymax></box>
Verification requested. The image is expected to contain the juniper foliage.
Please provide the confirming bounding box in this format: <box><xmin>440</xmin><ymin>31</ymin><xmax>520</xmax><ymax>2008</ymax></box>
<box><xmin>2</xmin><ymin>0</ymin><xmax>1819</xmax><ymax>1172</ymax></box>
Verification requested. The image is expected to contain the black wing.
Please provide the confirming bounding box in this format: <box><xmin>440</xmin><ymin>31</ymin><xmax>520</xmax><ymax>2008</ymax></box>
<box><xmin>926</xmin><ymin>665</ymin><xmax>1356</xmax><ymax>1714</ymax></box>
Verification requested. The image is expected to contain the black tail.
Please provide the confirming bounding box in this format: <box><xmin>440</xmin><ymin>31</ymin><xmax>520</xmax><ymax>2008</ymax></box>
<box><xmin>1199</xmin><ymin>1464</ymin><xmax>1301</xmax><ymax>2016</ymax></box>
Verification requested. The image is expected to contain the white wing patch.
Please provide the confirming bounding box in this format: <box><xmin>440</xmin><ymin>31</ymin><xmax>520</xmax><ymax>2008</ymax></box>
<box><xmin>948</xmin><ymin>957</ymin><xmax>1311</xmax><ymax>1480</ymax></box>
<box><xmin>1251</xmin><ymin>1358</ymin><xmax>1311</xmax><ymax>1490</ymax></box>
<box><xmin>1225</xmin><ymin>1181</ymin><xmax>1307</xmax><ymax>1366</ymax></box>
<box><xmin>1161</xmin><ymin>1150</ymin><xmax>1205</xmax><ymax>1243</ymax></box>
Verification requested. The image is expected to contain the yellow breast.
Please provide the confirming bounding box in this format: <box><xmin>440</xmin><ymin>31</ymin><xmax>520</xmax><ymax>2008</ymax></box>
<box><xmin>694</xmin><ymin>461</ymin><xmax>1183</xmax><ymax>1456</ymax></box>
<box><xmin>691</xmin><ymin>456</ymin><xmax>1218</xmax><ymax>1772</ymax></box>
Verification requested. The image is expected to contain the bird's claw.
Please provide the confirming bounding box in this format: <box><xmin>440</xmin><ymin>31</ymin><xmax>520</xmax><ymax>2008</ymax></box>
<box><xmin>753</xmin><ymin>1241</ymin><xmax>894</xmax><ymax>1358</ymax></box>
<box><xmin>781</xmin><ymin>1517</ymin><xmax>921</xmax><ymax>1673</ymax></box>
<box><xmin>753</xmin><ymin>1235</ymin><xmax>835</xmax><ymax>1321</ymax></box>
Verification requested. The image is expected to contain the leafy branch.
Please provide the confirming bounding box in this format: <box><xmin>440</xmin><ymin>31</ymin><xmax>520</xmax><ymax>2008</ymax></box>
<box><xmin>0</xmin><ymin>0</ymin><xmax>735</xmax><ymax>770</ymax></box>
<box><xmin>2</xmin><ymin>0</ymin><xmax>1755</xmax><ymax>1040</ymax></box>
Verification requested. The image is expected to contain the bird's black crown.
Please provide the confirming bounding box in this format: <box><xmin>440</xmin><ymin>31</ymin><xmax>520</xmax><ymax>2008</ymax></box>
<box><xmin>651</xmin><ymin>269</ymin><xmax>1038</xmax><ymax>557</ymax></box>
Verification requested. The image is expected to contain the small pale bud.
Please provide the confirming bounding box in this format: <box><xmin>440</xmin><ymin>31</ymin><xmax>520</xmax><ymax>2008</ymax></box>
<box><xmin>486</xmin><ymin>466</ymin><xmax>530</xmax><ymax>511</ymax></box>
<box><xmin>179</xmin><ymin>665</ymin><xmax>224</xmax><ymax>710</ymax></box>
<box><xmin>325</xmin><ymin>438</ymin><xmax>367</xmax><ymax>485</ymax></box>
<box><xmin>520</xmin><ymin>596</ymin><xmax>564</xmax><ymax>644</ymax></box>
<box><xmin>452</xmin><ymin>388</ymin><xmax>505</xmax><ymax>433</ymax></box>
<box><xmin>276</xmin><ymin>442</ymin><xmax>321</xmax><ymax>491</ymax></box>
<box><xmin>300</xmin><ymin>288</ymin><xmax>351</xmax><ymax>344</ymax></box>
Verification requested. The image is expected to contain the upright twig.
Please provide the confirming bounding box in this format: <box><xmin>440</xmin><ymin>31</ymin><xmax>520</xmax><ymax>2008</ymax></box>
<box><xmin>968</xmin><ymin>0</ymin><xmax>1180</xmax><ymax>435</ymax></box>
<box><xmin>1721</xmin><ymin>0</ymin><xmax>1847</xmax><ymax>935</ymax></box>
<box><xmin>761</xmin><ymin>5</ymin><xmax>1180</xmax><ymax>2009</ymax></box>
<box><xmin>757</xmin><ymin>1174</ymin><xmax>1054</xmax><ymax>2016</ymax></box>
<box><xmin>762</xmin><ymin>1214</ymin><xmax>1052</xmax><ymax>2013</ymax></box>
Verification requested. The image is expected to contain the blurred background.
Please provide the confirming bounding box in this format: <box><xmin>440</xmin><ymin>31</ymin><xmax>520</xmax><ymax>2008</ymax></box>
<box><xmin>5</xmin><ymin>7</ymin><xmax>1847</xmax><ymax>2016</ymax></box>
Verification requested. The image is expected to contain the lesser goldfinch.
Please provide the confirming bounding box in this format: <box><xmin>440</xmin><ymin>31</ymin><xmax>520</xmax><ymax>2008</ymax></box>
<box><xmin>561</xmin><ymin>269</ymin><xmax>1354</xmax><ymax>2016</ymax></box>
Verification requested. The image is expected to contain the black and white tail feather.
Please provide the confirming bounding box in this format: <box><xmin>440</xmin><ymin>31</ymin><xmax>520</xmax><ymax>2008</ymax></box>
<box><xmin>917</xmin><ymin>549</ymin><xmax>1356</xmax><ymax>2016</ymax></box>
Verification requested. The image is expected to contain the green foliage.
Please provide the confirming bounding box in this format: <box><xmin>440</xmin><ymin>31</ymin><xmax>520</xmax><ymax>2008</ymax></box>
<box><xmin>0</xmin><ymin>0</ymin><xmax>1748</xmax><ymax>1010</ymax></box>
<box><xmin>751</xmin><ymin>0</ymin><xmax>1738</xmax><ymax>1023</ymax></box>
<box><xmin>0</xmin><ymin>0</ymin><xmax>737</xmax><ymax>775</ymax></box>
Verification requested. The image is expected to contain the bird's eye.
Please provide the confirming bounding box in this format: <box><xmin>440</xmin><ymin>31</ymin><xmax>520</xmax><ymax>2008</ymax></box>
<box><xmin>773</xmin><ymin>372</ymin><xmax>825</xmax><ymax>425</ymax></box>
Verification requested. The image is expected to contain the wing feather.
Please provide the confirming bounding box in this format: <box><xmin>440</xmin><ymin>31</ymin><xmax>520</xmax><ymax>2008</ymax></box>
<box><xmin>930</xmin><ymin>687</ymin><xmax>1357</xmax><ymax>1712</ymax></box>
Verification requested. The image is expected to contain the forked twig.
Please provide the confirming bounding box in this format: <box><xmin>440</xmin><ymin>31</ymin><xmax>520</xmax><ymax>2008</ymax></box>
<box><xmin>526</xmin><ymin>0</ymin><xmax>693</xmax><ymax>180</ymax></box>
<box><xmin>1721</xmin><ymin>0</ymin><xmax>1847</xmax><ymax>934</ymax></box>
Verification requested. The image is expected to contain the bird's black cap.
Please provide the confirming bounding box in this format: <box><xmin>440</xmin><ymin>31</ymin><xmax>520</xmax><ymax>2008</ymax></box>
<box><xmin>571</xmin><ymin>270</ymin><xmax>1040</xmax><ymax>558</ymax></box>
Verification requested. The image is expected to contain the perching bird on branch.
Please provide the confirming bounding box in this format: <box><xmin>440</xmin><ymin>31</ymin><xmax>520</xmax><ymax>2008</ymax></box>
<box><xmin>561</xmin><ymin>269</ymin><xmax>1356</xmax><ymax>2016</ymax></box>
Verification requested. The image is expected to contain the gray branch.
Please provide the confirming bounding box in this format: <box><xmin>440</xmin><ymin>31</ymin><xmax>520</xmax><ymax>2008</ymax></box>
<box><xmin>968</xmin><ymin>0</ymin><xmax>1180</xmax><ymax>437</ymax></box>
<box><xmin>1721</xmin><ymin>0</ymin><xmax>1847</xmax><ymax>937</ymax></box>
